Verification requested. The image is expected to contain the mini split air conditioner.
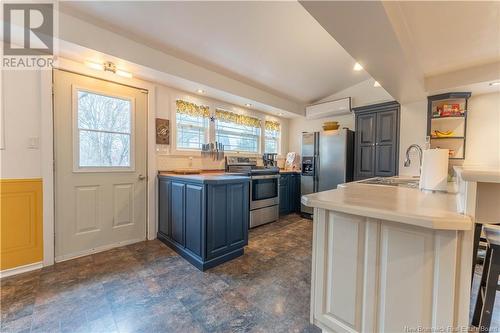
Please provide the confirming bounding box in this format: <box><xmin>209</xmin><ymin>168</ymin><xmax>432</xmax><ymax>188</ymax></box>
<box><xmin>305</xmin><ymin>97</ymin><xmax>352</xmax><ymax>119</ymax></box>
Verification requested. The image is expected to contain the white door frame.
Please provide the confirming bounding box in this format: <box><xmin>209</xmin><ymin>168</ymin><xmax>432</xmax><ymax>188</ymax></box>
<box><xmin>42</xmin><ymin>57</ymin><xmax>158</xmax><ymax>266</ymax></box>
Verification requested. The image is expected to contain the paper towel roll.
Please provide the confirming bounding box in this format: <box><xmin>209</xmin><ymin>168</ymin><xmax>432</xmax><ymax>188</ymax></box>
<box><xmin>419</xmin><ymin>149</ymin><xmax>449</xmax><ymax>191</ymax></box>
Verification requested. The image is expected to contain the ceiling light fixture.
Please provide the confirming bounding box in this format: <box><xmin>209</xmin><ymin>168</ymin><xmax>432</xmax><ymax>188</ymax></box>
<box><xmin>116</xmin><ymin>69</ymin><xmax>133</xmax><ymax>78</ymax></box>
<box><xmin>489</xmin><ymin>81</ymin><xmax>500</xmax><ymax>86</ymax></box>
<box><xmin>197</xmin><ymin>89</ymin><xmax>205</xmax><ymax>94</ymax></box>
<box><xmin>353</xmin><ymin>62</ymin><xmax>363</xmax><ymax>71</ymax></box>
<box><xmin>373</xmin><ymin>81</ymin><xmax>381</xmax><ymax>87</ymax></box>
<box><xmin>245</xmin><ymin>103</ymin><xmax>252</xmax><ymax>107</ymax></box>
<box><xmin>278</xmin><ymin>112</ymin><xmax>283</xmax><ymax>116</ymax></box>
<box><xmin>85</xmin><ymin>60</ymin><xmax>133</xmax><ymax>78</ymax></box>
<box><xmin>85</xmin><ymin>61</ymin><xmax>104</xmax><ymax>71</ymax></box>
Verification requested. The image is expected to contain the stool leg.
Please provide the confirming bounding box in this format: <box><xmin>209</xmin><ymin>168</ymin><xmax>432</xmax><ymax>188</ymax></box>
<box><xmin>472</xmin><ymin>246</ymin><xmax>492</xmax><ymax>326</ymax></box>
<box><xmin>472</xmin><ymin>223</ymin><xmax>483</xmax><ymax>287</ymax></box>
<box><xmin>479</xmin><ymin>246</ymin><xmax>500</xmax><ymax>330</ymax></box>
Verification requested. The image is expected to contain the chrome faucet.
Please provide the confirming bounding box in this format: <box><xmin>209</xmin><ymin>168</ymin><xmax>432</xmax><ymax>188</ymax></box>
<box><xmin>404</xmin><ymin>144</ymin><xmax>423</xmax><ymax>173</ymax></box>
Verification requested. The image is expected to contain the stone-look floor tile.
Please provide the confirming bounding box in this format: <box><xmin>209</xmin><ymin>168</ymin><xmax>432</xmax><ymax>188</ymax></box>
<box><xmin>0</xmin><ymin>314</ymin><xmax>32</xmax><ymax>333</ymax></box>
<box><xmin>1</xmin><ymin>215</ymin><xmax>325</xmax><ymax>333</ymax></box>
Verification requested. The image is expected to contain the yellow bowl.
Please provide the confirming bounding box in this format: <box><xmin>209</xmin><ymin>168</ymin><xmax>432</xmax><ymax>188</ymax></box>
<box><xmin>323</xmin><ymin>124</ymin><xmax>340</xmax><ymax>131</ymax></box>
<box><xmin>323</xmin><ymin>121</ymin><xmax>339</xmax><ymax>126</ymax></box>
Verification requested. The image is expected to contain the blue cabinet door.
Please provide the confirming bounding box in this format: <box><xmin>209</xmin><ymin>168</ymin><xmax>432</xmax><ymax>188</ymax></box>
<box><xmin>171</xmin><ymin>181</ymin><xmax>185</xmax><ymax>246</ymax></box>
<box><xmin>206</xmin><ymin>182</ymin><xmax>249</xmax><ymax>259</ymax></box>
<box><xmin>291</xmin><ymin>174</ymin><xmax>301</xmax><ymax>213</ymax></box>
<box><xmin>185</xmin><ymin>184</ymin><xmax>204</xmax><ymax>257</ymax></box>
<box><xmin>206</xmin><ymin>184</ymin><xmax>228</xmax><ymax>258</ymax></box>
<box><xmin>279</xmin><ymin>174</ymin><xmax>290</xmax><ymax>215</ymax></box>
<box><xmin>227</xmin><ymin>182</ymin><xmax>249</xmax><ymax>248</ymax></box>
<box><xmin>158</xmin><ymin>179</ymin><xmax>171</xmax><ymax>237</ymax></box>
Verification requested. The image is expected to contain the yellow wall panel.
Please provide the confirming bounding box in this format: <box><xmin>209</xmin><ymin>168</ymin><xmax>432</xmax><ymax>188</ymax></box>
<box><xmin>0</xmin><ymin>179</ymin><xmax>43</xmax><ymax>270</ymax></box>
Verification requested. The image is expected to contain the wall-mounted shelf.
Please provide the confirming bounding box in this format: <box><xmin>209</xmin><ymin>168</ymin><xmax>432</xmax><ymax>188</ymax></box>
<box><xmin>427</xmin><ymin>92</ymin><xmax>471</xmax><ymax>160</ymax></box>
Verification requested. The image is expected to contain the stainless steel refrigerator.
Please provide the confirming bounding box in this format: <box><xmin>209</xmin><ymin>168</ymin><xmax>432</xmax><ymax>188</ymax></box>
<box><xmin>300</xmin><ymin>129</ymin><xmax>355</xmax><ymax>216</ymax></box>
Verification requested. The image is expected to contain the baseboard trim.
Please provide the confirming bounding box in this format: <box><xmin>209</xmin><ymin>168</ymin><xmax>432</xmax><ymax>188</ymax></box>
<box><xmin>55</xmin><ymin>238</ymin><xmax>145</xmax><ymax>263</ymax></box>
<box><xmin>0</xmin><ymin>261</ymin><xmax>43</xmax><ymax>279</ymax></box>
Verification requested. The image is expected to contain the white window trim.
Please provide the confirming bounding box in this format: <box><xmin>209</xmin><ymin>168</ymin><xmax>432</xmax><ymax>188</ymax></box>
<box><xmin>72</xmin><ymin>85</ymin><xmax>136</xmax><ymax>173</ymax></box>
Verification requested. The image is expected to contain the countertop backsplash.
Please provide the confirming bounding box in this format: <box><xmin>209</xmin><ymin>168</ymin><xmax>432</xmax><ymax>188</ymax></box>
<box><xmin>157</xmin><ymin>153</ymin><xmax>286</xmax><ymax>171</ymax></box>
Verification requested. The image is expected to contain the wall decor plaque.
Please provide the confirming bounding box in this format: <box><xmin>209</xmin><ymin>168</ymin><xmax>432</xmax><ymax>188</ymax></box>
<box><xmin>156</xmin><ymin>118</ymin><xmax>170</xmax><ymax>144</ymax></box>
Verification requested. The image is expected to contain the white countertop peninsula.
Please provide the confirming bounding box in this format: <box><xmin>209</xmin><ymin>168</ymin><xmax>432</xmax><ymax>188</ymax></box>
<box><xmin>302</xmin><ymin>181</ymin><xmax>473</xmax><ymax>333</ymax></box>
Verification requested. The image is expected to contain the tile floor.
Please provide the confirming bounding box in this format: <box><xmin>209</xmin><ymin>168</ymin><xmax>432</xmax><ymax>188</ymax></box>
<box><xmin>1</xmin><ymin>214</ymin><xmax>320</xmax><ymax>333</ymax></box>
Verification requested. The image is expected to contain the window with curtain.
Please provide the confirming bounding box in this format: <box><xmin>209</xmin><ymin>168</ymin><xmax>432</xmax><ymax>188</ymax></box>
<box><xmin>215</xmin><ymin>109</ymin><xmax>261</xmax><ymax>153</ymax></box>
<box><xmin>264</xmin><ymin>120</ymin><xmax>280</xmax><ymax>154</ymax></box>
<box><xmin>175</xmin><ymin>100</ymin><xmax>210</xmax><ymax>150</ymax></box>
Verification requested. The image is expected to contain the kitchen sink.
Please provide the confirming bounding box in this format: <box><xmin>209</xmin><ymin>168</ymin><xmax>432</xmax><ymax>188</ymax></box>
<box><xmin>357</xmin><ymin>177</ymin><xmax>420</xmax><ymax>188</ymax></box>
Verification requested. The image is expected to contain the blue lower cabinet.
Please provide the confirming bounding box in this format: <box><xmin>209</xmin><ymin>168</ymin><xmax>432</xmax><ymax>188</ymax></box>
<box><xmin>158</xmin><ymin>175</ymin><xmax>249</xmax><ymax>271</ymax></box>
<box><xmin>279</xmin><ymin>173</ymin><xmax>301</xmax><ymax>215</ymax></box>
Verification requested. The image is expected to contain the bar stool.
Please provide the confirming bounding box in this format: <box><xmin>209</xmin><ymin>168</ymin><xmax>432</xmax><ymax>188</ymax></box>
<box><xmin>472</xmin><ymin>222</ymin><xmax>484</xmax><ymax>286</ymax></box>
<box><xmin>472</xmin><ymin>224</ymin><xmax>500</xmax><ymax>330</ymax></box>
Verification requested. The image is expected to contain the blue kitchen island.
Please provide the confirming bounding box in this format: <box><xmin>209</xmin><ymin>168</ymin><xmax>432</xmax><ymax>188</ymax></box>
<box><xmin>157</xmin><ymin>172</ymin><xmax>250</xmax><ymax>271</ymax></box>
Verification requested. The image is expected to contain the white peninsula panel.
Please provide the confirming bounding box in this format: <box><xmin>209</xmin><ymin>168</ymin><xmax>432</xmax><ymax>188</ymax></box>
<box><xmin>305</xmin><ymin>184</ymin><xmax>472</xmax><ymax>333</ymax></box>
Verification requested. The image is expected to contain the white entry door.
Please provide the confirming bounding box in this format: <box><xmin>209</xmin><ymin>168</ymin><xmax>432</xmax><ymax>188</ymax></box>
<box><xmin>54</xmin><ymin>69</ymin><xmax>147</xmax><ymax>261</ymax></box>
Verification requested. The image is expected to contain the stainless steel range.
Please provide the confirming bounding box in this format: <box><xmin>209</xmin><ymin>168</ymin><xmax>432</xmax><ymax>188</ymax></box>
<box><xmin>225</xmin><ymin>157</ymin><xmax>279</xmax><ymax>228</ymax></box>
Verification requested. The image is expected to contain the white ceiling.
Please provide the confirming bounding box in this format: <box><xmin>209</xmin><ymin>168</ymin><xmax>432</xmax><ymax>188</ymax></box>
<box><xmin>60</xmin><ymin>1</ymin><xmax>370</xmax><ymax>104</ymax></box>
<box><xmin>389</xmin><ymin>1</ymin><xmax>500</xmax><ymax>76</ymax></box>
<box><xmin>301</xmin><ymin>1</ymin><xmax>500</xmax><ymax>102</ymax></box>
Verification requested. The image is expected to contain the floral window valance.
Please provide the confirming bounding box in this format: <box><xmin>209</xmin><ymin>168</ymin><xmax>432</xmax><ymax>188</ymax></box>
<box><xmin>265</xmin><ymin>120</ymin><xmax>280</xmax><ymax>132</ymax></box>
<box><xmin>215</xmin><ymin>109</ymin><xmax>261</xmax><ymax>128</ymax></box>
<box><xmin>176</xmin><ymin>100</ymin><xmax>210</xmax><ymax>117</ymax></box>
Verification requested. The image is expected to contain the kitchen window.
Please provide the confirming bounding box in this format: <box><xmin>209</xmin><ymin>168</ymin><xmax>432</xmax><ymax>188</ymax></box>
<box><xmin>215</xmin><ymin>109</ymin><xmax>261</xmax><ymax>153</ymax></box>
<box><xmin>264</xmin><ymin>120</ymin><xmax>280</xmax><ymax>154</ymax></box>
<box><xmin>175</xmin><ymin>100</ymin><xmax>210</xmax><ymax>150</ymax></box>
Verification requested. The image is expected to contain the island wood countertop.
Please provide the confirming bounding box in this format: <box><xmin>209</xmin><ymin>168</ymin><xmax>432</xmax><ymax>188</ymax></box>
<box><xmin>301</xmin><ymin>183</ymin><xmax>472</xmax><ymax>230</ymax></box>
<box><xmin>158</xmin><ymin>171</ymin><xmax>250</xmax><ymax>184</ymax></box>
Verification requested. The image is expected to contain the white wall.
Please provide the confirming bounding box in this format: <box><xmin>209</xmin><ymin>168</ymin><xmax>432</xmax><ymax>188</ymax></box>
<box><xmin>0</xmin><ymin>70</ymin><xmax>43</xmax><ymax>179</ymax></box>
<box><xmin>398</xmin><ymin>100</ymin><xmax>428</xmax><ymax>176</ymax></box>
<box><xmin>288</xmin><ymin>78</ymin><xmax>393</xmax><ymax>154</ymax></box>
<box><xmin>398</xmin><ymin>92</ymin><xmax>500</xmax><ymax>176</ymax></box>
<box><xmin>466</xmin><ymin>92</ymin><xmax>500</xmax><ymax>167</ymax></box>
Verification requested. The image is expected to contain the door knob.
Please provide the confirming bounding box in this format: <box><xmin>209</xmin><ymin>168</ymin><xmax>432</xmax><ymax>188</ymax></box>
<box><xmin>138</xmin><ymin>174</ymin><xmax>146</xmax><ymax>180</ymax></box>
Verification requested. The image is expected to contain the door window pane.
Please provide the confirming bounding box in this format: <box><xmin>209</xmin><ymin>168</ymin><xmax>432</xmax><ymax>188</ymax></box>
<box><xmin>79</xmin><ymin>131</ymin><xmax>130</xmax><ymax>167</ymax></box>
<box><xmin>77</xmin><ymin>90</ymin><xmax>132</xmax><ymax>168</ymax></box>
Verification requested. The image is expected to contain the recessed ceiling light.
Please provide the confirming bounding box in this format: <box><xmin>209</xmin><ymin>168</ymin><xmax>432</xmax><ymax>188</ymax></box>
<box><xmin>373</xmin><ymin>81</ymin><xmax>381</xmax><ymax>87</ymax></box>
<box><xmin>245</xmin><ymin>103</ymin><xmax>252</xmax><ymax>107</ymax></box>
<box><xmin>353</xmin><ymin>62</ymin><xmax>363</xmax><ymax>71</ymax></box>
<box><xmin>196</xmin><ymin>89</ymin><xmax>205</xmax><ymax>94</ymax></box>
<box><xmin>489</xmin><ymin>82</ymin><xmax>500</xmax><ymax>86</ymax></box>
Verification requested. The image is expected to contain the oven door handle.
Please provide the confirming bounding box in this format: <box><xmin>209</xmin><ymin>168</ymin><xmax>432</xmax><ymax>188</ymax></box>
<box><xmin>251</xmin><ymin>174</ymin><xmax>280</xmax><ymax>180</ymax></box>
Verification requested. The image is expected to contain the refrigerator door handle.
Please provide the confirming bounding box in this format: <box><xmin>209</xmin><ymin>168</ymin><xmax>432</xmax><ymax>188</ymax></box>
<box><xmin>314</xmin><ymin>155</ymin><xmax>320</xmax><ymax>192</ymax></box>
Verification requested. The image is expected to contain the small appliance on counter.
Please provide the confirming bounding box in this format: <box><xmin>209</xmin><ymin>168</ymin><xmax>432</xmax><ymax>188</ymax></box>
<box><xmin>262</xmin><ymin>153</ymin><xmax>278</xmax><ymax>167</ymax></box>
<box><xmin>226</xmin><ymin>156</ymin><xmax>280</xmax><ymax>228</ymax></box>
<box><xmin>419</xmin><ymin>148</ymin><xmax>449</xmax><ymax>191</ymax></box>
<box><xmin>284</xmin><ymin>152</ymin><xmax>300</xmax><ymax>170</ymax></box>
